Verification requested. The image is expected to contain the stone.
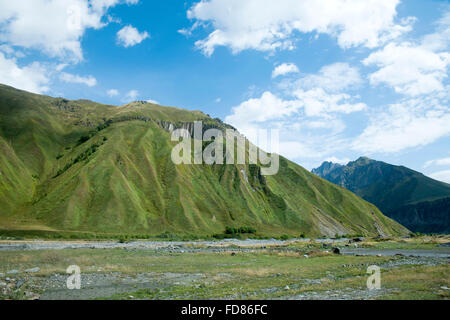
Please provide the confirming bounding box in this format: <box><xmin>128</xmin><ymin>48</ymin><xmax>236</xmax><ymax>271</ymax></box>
<box><xmin>16</xmin><ymin>279</ymin><xmax>25</xmax><ymax>289</ymax></box>
<box><xmin>332</xmin><ymin>247</ymin><xmax>340</xmax><ymax>254</ymax></box>
<box><xmin>7</xmin><ymin>270</ymin><xmax>19</xmax><ymax>274</ymax></box>
<box><xmin>284</xmin><ymin>285</ymin><xmax>290</xmax><ymax>290</ymax></box>
<box><xmin>25</xmin><ymin>267</ymin><xmax>40</xmax><ymax>273</ymax></box>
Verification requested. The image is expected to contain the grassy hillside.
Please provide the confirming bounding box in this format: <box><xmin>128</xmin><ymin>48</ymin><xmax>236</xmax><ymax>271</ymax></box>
<box><xmin>0</xmin><ymin>84</ymin><xmax>408</xmax><ymax>238</ymax></box>
<box><xmin>312</xmin><ymin>157</ymin><xmax>450</xmax><ymax>233</ymax></box>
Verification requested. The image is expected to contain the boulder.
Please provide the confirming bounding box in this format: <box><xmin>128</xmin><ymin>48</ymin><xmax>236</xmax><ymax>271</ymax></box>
<box><xmin>348</xmin><ymin>237</ymin><xmax>362</xmax><ymax>244</ymax></box>
<box><xmin>7</xmin><ymin>270</ymin><xmax>19</xmax><ymax>275</ymax></box>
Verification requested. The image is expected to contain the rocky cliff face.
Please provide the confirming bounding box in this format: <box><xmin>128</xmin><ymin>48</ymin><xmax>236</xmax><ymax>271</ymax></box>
<box><xmin>311</xmin><ymin>161</ymin><xmax>343</xmax><ymax>177</ymax></box>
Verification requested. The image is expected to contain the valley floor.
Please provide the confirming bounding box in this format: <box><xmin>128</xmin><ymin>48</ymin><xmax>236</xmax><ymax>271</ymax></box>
<box><xmin>0</xmin><ymin>237</ymin><xmax>449</xmax><ymax>300</ymax></box>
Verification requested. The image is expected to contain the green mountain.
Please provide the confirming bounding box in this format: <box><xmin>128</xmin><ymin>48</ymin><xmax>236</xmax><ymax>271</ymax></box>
<box><xmin>312</xmin><ymin>157</ymin><xmax>450</xmax><ymax>234</ymax></box>
<box><xmin>0</xmin><ymin>84</ymin><xmax>407</xmax><ymax>238</ymax></box>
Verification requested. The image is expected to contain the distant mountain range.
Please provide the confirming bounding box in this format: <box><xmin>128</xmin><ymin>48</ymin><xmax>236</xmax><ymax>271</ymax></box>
<box><xmin>0</xmin><ymin>84</ymin><xmax>407</xmax><ymax>238</ymax></box>
<box><xmin>312</xmin><ymin>157</ymin><xmax>450</xmax><ymax>233</ymax></box>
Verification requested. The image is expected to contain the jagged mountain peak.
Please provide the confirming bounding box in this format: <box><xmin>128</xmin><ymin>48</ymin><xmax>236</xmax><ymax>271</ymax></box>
<box><xmin>312</xmin><ymin>156</ymin><xmax>450</xmax><ymax>233</ymax></box>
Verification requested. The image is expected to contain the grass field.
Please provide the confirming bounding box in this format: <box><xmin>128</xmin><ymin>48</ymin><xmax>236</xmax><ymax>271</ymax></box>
<box><xmin>0</xmin><ymin>236</ymin><xmax>448</xmax><ymax>300</ymax></box>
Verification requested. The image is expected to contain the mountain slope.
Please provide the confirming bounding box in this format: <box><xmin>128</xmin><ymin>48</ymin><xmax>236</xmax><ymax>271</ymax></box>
<box><xmin>0</xmin><ymin>84</ymin><xmax>407</xmax><ymax>237</ymax></box>
<box><xmin>312</xmin><ymin>157</ymin><xmax>450</xmax><ymax>233</ymax></box>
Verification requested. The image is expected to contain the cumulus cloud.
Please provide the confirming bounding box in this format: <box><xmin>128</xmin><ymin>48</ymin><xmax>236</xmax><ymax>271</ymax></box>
<box><xmin>352</xmin><ymin>94</ymin><xmax>450</xmax><ymax>153</ymax></box>
<box><xmin>281</xmin><ymin>63</ymin><xmax>366</xmax><ymax>118</ymax></box>
<box><xmin>0</xmin><ymin>52</ymin><xmax>49</xmax><ymax>93</ymax></box>
<box><xmin>293</xmin><ymin>88</ymin><xmax>367</xmax><ymax>117</ymax></box>
<box><xmin>353</xmin><ymin>11</ymin><xmax>450</xmax><ymax>154</ymax></box>
<box><xmin>226</xmin><ymin>91</ymin><xmax>300</xmax><ymax>129</ymax></box>
<box><xmin>225</xmin><ymin>62</ymin><xmax>366</xmax><ymax>162</ymax></box>
<box><xmin>107</xmin><ymin>89</ymin><xmax>119</xmax><ymax>97</ymax></box>
<box><xmin>278</xmin><ymin>141</ymin><xmax>325</xmax><ymax>160</ymax></box>
<box><xmin>424</xmin><ymin>157</ymin><xmax>450</xmax><ymax>168</ymax></box>
<box><xmin>272</xmin><ymin>63</ymin><xmax>299</xmax><ymax>78</ymax></box>
<box><xmin>363</xmin><ymin>13</ymin><xmax>450</xmax><ymax>97</ymax></box>
<box><xmin>429</xmin><ymin>170</ymin><xmax>450</xmax><ymax>184</ymax></box>
<box><xmin>363</xmin><ymin>42</ymin><xmax>450</xmax><ymax>96</ymax></box>
<box><xmin>0</xmin><ymin>0</ymin><xmax>140</xmax><ymax>92</ymax></box>
<box><xmin>60</xmin><ymin>72</ymin><xmax>97</xmax><ymax>87</ymax></box>
<box><xmin>116</xmin><ymin>25</ymin><xmax>149</xmax><ymax>47</ymax></box>
<box><xmin>291</xmin><ymin>63</ymin><xmax>363</xmax><ymax>92</ymax></box>
<box><xmin>185</xmin><ymin>0</ymin><xmax>411</xmax><ymax>56</ymax></box>
<box><xmin>0</xmin><ymin>0</ymin><xmax>137</xmax><ymax>62</ymax></box>
<box><xmin>124</xmin><ymin>89</ymin><xmax>139</xmax><ymax>102</ymax></box>
<box><xmin>324</xmin><ymin>156</ymin><xmax>351</xmax><ymax>165</ymax></box>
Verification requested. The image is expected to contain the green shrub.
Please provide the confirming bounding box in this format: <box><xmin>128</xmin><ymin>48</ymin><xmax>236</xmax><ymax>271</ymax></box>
<box><xmin>225</xmin><ymin>226</ymin><xmax>256</xmax><ymax>235</ymax></box>
<box><xmin>77</xmin><ymin>135</ymin><xmax>90</xmax><ymax>145</ymax></box>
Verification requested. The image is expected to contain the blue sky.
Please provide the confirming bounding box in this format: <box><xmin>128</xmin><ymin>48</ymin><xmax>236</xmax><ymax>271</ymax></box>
<box><xmin>0</xmin><ymin>0</ymin><xmax>449</xmax><ymax>182</ymax></box>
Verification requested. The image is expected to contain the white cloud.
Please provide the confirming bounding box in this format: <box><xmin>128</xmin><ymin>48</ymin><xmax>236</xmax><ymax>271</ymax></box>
<box><xmin>283</xmin><ymin>63</ymin><xmax>366</xmax><ymax>117</ymax></box>
<box><xmin>324</xmin><ymin>156</ymin><xmax>351</xmax><ymax>165</ymax></box>
<box><xmin>124</xmin><ymin>89</ymin><xmax>139</xmax><ymax>102</ymax></box>
<box><xmin>290</xmin><ymin>63</ymin><xmax>363</xmax><ymax>92</ymax></box>
<box><xmin>56</xmin><ymin>63</ymin><xmax>69</xmax><ymax>72</ymax></box>
<box><xmin>424</xmin><ymin>157</ymin><xmax>450</xmax><ymax>168</ymax></box>
<box><xmin>0</xmin><ymin>0</ymin><xmax>137</xmax><ymax>62</ymax></box>
<box><xmin>0</xmin><ymin>44</ymin><xmax>24</xmax><ymax>58</ymax></box>
<box><xmin>354</xmin><ymin>11</ymin><xmax>450</xmax><ymax>154</ymax></box>
<box><xmin>278</xmin><ymin>141</ymin><xmax>323</xmax><ymax>160</ymax></box>
<box><xmin>225</xmin><ymin>62</ymin><xmax>366</xmax><ymax>162</ymax></box>
<box><xmin>0</xmin><ymin>0</ymin><xmax>140</xmax><ymax>92</ymax></box>
<box><xmin>107</xmin><ymin>89</ymin><xmax>119</xmax><ymax>97</ymax></box>
<box><xmin>272</xmin><ymin>63</ymin><xmax>299</xmax><ymax>78</ymax></box>
<box><xmin>0</xmin><ymin>52</ymin><xmax>49</xmax><ymax>93</ymax></box>
<box><xmin>363</xmin><ymin>42</ymin><xmax>450</xmax><ymax>96</ymax></box>
<box><xmin>353</xmin><ymin>95</ymin><xmax>450</xmax><ymax>153</ymax></box>
<box><xmin>116</xmin><ymin>25</ymin><xmax>149</xmax><ymax>47</ymax></box>
<box><xmin>186</xmin><ymin>0</ymin><xmax>411</xmax><ymax>56</ymax></box>
<box><xmin>60</xmin><ymin>72</ymin><xmax>97</xmax><ymax>87</ymax></box>
<box><xmin>429</xmin><ymin>170</ymin><xmax>450</xmax><ymax>184</ymax></box>
<box><xmin>364</xmin><ymin>12</ymin><xmax>450</xmax><ymax>97</ymax></box>
<box><xmin>292</xmin><ymin>88</ymin><xmax>366</xmax><ymax>117</ymax></box>
<box><xmin>422</xmin><ymin>11</ymin><xmax>450</xmax><ymax>52</ymax></box>
<box><xmin>146</xmin><ymin>99</ymin><xmax>159</xmax><ymax>104</ymax></box>
<box><xmin>0</xmin><ymin>45</ymin><xmax>15</xmax><ymax>56</ymax></box>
